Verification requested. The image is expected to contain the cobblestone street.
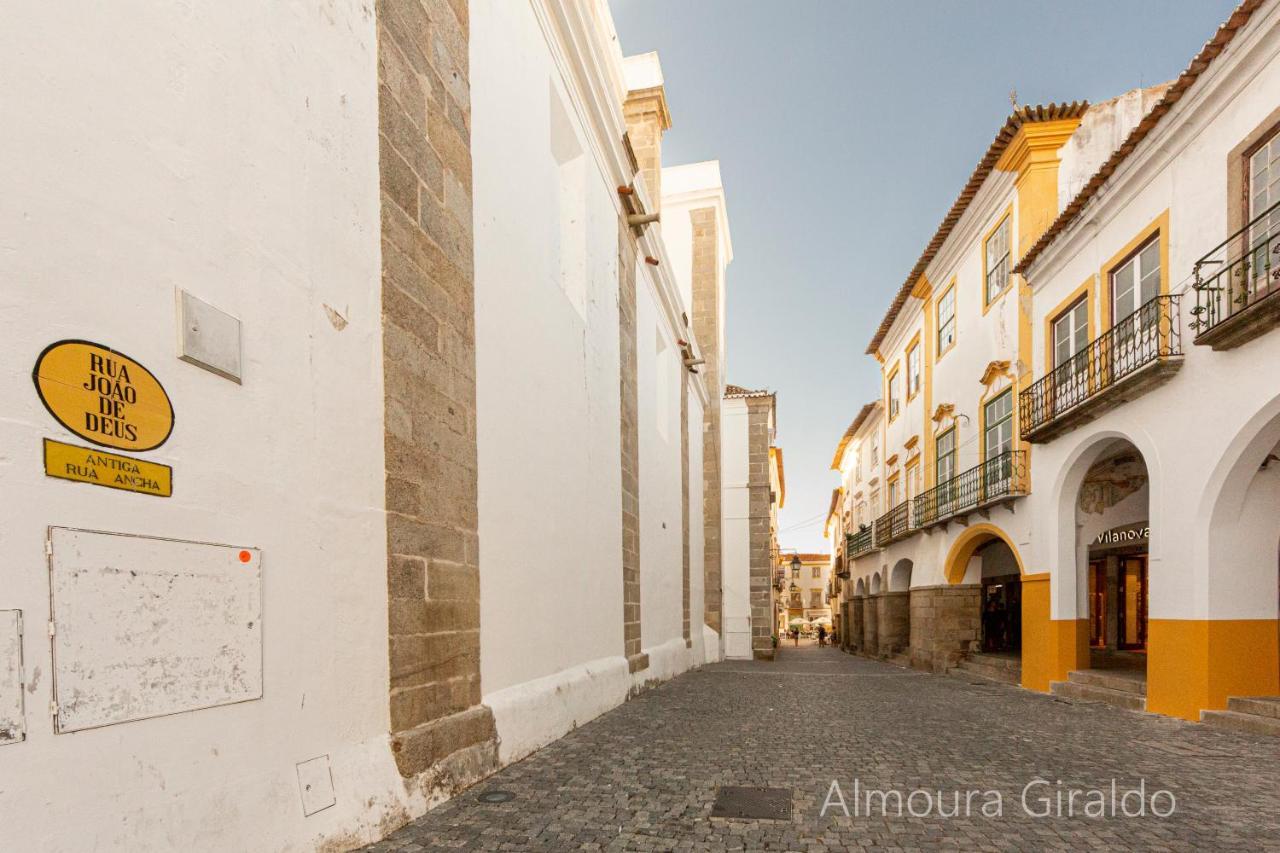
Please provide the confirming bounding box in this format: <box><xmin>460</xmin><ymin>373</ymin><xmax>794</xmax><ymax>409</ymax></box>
<box><xmin>366</xmin><ymin>644</ymin><xmax>1280</xmax><ymax>851</ymax></box>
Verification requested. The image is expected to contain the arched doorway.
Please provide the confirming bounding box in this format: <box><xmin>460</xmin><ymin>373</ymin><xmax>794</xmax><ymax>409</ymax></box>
<box><xmin>1042</xmin><ymin>435</ymin><xmax>1153</xmax><ymax>708</ymax></box>
<box><xmin>943</xmin><ymin>523</ymin><xmax>1027</xmax><ymax>685</ymax></box>
<box><xmin>1189</xmin><ymin>400</ymin><xmax>1280</xmax><ymax>719</ymax></box>
<box><xmin>1076</xmin><ymin>440</ymin><xmax>1150</xmax><ymax>669</ymax></box>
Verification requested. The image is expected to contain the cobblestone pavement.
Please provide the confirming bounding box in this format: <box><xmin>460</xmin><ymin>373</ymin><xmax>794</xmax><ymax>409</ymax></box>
<box><xmin>366</xmin><ymin>643</ymin><xmax>1280</xmax><ymax>851</ymax></box>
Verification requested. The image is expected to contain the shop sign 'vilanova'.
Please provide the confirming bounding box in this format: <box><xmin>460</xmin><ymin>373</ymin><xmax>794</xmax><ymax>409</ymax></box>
<box><xmin>33</xmin><ymin>340</ymin><xmax>175</xmax><ymax>452</ymax></box>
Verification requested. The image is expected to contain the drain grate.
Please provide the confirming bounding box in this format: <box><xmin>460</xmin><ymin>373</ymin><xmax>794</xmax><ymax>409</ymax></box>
<box><xmin>710</xmin><ymin>786</ymin><xmax>792</xmax><ymax>821</ymax></box>
<box><xmin>477</xmin><ymin>789</ymin><xmax>516</xmax><ymax>803</ymax></box>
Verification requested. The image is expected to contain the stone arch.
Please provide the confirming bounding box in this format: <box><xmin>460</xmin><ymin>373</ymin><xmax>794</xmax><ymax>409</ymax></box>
<box><xmin>943</xmin><ymin>523</ymin><xmax>1025</xmax><ymax>585</ymax></box>
<box><xmin>854</xmin><ymin>577</ymin><xmax>866</xmax><ymax>596</ymax></box>
<box><xmin>1047</xmin><ymin>428</ymin><xmax>1161</xmax><ymax>627</ymax></box>
<box><xmin>870</xmin><ymin>572</ymin><xmax>883</xmax><ymax>595</ymax></box>
<box><xmin>889</xmin><ymin>558</ymin><xmax>913</xmax><ymax>592</ymax></box>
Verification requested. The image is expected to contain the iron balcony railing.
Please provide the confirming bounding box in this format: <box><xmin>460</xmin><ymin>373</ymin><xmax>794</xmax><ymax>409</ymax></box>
<box><xmin>913</xmin><ymin>450</ymin><xmax>1027</xmax><ymax>528</ymax></box>
<box><xmin>1191</xmin><ymin>198</ymin><xmax>1280</xmax><ymax>338</ymax></box>
<box><xmin>873</xmin><ymin>501</ymin><xmax>913</xmax><ymax>548</ymax></box>
<box><xmin>1019</xmin><ymin>294</ymin><xmax>1181</xmax><ymax>438</ymax></box>
<box><xmin>846</xmin><ymin>526</ymin><xmax>875</xmax><ymax>559</ymax></box>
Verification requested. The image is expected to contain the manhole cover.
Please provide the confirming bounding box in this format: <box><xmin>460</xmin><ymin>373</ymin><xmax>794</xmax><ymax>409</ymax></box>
<box><xmin>477</xmin><ymin>789</ymin><xmax>516</xmax><ymax>803</ymax></box>
<box><xmin>710</xmin><ymin>786</ymin><xmax>792</xmax><ymax>821</ymax></box>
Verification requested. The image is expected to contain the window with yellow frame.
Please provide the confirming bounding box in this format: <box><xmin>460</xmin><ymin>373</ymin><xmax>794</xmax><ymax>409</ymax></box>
<box><xmin>906</xmin><ymin>341</ymin><xmax>922</xmax><ymax>400</ymax></box>
<box><xmin>984</xmin><ymin>215</ymin><xmax>1012</xmax><ymax>306</ymax></box>
<box><xmin>886</xmin><ymin>366</ymin><xmax>901</xmax><ymax>420</ymax></box>
<box><xmin>936</xmin><ymin>281</ymin><xmax>956</xmax><ymax>356</ymax></box>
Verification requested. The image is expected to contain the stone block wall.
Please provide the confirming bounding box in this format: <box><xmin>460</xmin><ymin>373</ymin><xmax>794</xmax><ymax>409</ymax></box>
<box><xmin>876</xmin><ymin>591</ymin><xmax>910</xmax><ymax>657</ymax></box>
<box><xmin>745</xmin><ymin>395</ymin><xmax>775</xmax><ymax>659</ymax></box>
<box><xmin>847</xmin><ymin>598</ymin><xmax>864</xmax><ymax>654</ymax></box>
<box><xmin>861</xmin><ymin>595</ymin><xmax>879</xmax><ymax>656</ymax></box>
<box><xmin>618</xmin><ymin>218</ymin><xmax>647</xmax><ymax>674</ymax></box>
<box><xmin>909</xmin><ymin>585</ymin><xmax>981</xmax><ymax>672</ymax></box>
<box><xmin>690</xmin><ymin>207</ymin><xmax>722</xmax><ymax>636</ymax></box>
<box><xmin>376</xmin><ymin>0</ymin><xmax>498</xmax><ymax>786</ymax></box>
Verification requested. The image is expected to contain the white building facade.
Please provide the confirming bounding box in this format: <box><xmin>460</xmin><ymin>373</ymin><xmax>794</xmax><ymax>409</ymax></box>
<box><xmin>0</xmin><ymin>0</ymin><xmax>737</xmax><ymax>849</ymax></box>
<box><xmin>835</xmin><ymin>0</ymin><xmax>1280</xmax><ymax>725</ymax></box>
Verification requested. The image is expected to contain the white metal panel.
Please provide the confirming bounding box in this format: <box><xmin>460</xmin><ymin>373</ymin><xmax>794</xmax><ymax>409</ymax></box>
<box><xmin>177</xmin><ymin>288</ymin><xmax>244</xmax><ymax>383</ymax></box>
<box><xmin>296</xmin><ymin>755</ymin><xmax>337</xmax><ymax>816</ymax></box>
<box><xmin>0</xmin><ymin>610</ymin><xmax>25</xmax><ymax>745</ymax></box>
<box><xmin>49</xmin><ymin>527</ymin><xmax>262</xmax><ymax>733</ymax></box>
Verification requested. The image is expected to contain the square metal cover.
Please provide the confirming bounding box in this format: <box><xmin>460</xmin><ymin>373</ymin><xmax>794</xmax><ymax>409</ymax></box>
<box><xmin>710</xmin><ymin>786</ymin><xmax>792</xmax><ymax>821</ymax></box>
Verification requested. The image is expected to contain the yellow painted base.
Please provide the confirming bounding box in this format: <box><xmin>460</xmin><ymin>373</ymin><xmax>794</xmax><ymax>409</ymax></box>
<box><xmin>1019</xmin><ymin>574</ymin><xmax>1088</xmax><ymax>692</ymax></box>
<box><xmin>1147</xmin><ymin>619</ymin><xmax>1280</xmax><ymax>720</ymax></box>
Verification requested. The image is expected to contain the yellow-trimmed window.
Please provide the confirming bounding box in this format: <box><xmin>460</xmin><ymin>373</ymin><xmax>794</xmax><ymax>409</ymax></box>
<box><xmin>1109</xmin><ymin>236</ymin><xmax>1161</xmax><ymax>325</ymax></box>
<box><xmin>984</xmin><ymin>217</ymin><xmax>1011</xmax><ymax>305</ymax></box>
<box><xmin>887</xmin><ymin>367</ymin><xmax>900</xmax><ymax>420</ymax></box>
<box><xmin>937</xmin><ymin>284</ymin><xmax>956</xmax><ymax>354</ymax></box>
<box><xmin>906</xmin><ymin>342</ymin><xmax>922</xmax><ymax>399</ymax></box>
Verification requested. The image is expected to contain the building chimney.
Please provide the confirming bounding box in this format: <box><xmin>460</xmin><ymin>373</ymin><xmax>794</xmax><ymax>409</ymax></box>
<box><xmin>622</xmin><ymin>52</ymin><xmax>672</xmax><ymax>213</ymax></box>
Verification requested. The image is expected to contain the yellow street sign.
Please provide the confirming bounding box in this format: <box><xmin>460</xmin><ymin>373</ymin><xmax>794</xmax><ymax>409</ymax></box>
<box><xmin>43</xmin><ymin>439</ymin><xmax>172</xmax><ymax>498</ymax></box>
<box><xmin>33</xmin><ymin>340</ymin><xmax>174</xmax><ymax>452</ymax></box>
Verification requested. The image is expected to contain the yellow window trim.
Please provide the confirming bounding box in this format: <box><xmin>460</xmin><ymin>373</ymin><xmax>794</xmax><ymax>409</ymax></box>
<box><xmin>886</xmin><ymin>362</ymin><xmax>902</xmax><ymax>423</ymax></box>
<box><xmin>1043</xmin><ymin>276</ymin><xmax>1097</xmax><ymax>377</ymax></box>
<box><xmin>933</xmin><ymin>423</ymin><xmax>958</xmax><ymax>487</ymax></box>
<box><xmin>935</xmin><ymin>277</ymin><xmax>958</xmax><ymax>361</ymax></box>
<box><xmin>905</xmin><ymin>331</ymin><xmax>922</xmax><ymax>402</ymax></box>
<box><xmin>977</xmin><ymin>383</ymin><xmax>1014</xmax><ymax>459</ymax></box>
<box><xmin>981</xmin><ymin>205</ymin><xmax>1015</xmax><ymax>314</ymax></box>
<box><xmin>1099</xmin><ymin>209</ymin><xmax>1170</xmax><ymax>331</ymax></box>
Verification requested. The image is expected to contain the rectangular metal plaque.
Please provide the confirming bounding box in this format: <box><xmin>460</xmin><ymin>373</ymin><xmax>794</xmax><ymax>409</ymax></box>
<box><xmin>44</xmin><ymin>438</ymin><xmax>172</xmax><ymax>497</ymax></box>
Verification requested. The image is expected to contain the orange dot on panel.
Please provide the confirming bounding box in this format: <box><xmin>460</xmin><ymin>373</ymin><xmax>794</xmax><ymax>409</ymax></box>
<box><xmin>238</xmin><ymin>550</ymin><xmax>252</xmax><ymax>563</ymax></box>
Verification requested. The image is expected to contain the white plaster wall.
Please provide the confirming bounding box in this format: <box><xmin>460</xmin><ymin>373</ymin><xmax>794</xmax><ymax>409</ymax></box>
<box><xmin>1059</xmin><ymin>85</ymin><xmax>1173</xmax><ymax>206</ymax></box>
<box><xmin>720</xmin><ymin>398</ymin><xmax>753</xmax><ymax>658</ymax></box>
<box><xmin>638</xmin><ymin>266</ymin><xmax>686</xmax><ymax>661</ymax></box>
<box><xmin>1023</xmin><ymin>0</ymin><xmax>1280</xmax><ymax>622</ymax></box>
<box><xmin>0</xmin><ymin>3</ymin><xmax>408</xmax><ymax>850</ymax></box>
<box><xmin>473</xmin><ymin>0</ymin><xmax>625</xmax><ymax>704</ymax></box>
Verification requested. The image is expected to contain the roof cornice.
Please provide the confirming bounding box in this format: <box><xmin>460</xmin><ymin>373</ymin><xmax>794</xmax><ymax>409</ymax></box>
<box><xmin>864</xmin><ymin>102</ymin><xmax>1089</xmax><ymax>355</ymax></box>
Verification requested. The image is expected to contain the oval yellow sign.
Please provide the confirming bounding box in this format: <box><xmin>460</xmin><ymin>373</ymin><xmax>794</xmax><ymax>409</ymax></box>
<box><xmin>33</xmin><ymin>340</ymin><xmax>175</xmax><ymax>452</ymax></box>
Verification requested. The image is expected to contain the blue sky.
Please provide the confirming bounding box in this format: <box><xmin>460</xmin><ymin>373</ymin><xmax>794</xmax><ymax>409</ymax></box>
<box><xmin>612</xmin><ymin>0</ymin><xmax>1240</xmax><ymax>552</ymax></box>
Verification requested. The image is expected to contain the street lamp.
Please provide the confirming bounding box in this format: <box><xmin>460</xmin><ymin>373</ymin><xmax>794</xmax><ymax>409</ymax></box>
<box><xmin>790</xmin><ymin>554</ymin><xmax>802</xmax><ymax>577</ymax></box>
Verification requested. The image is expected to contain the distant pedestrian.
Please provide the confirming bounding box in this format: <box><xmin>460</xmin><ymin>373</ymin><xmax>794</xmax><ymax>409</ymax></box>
<box><xmin>817</xmin><ymin>624</ymin><xmax>827</xmax><ymax>646</ymax></box>
<box><xmin>791</xmin><ymin>627</ymin><xmax>799</xmax><ymax>646</ymax></box>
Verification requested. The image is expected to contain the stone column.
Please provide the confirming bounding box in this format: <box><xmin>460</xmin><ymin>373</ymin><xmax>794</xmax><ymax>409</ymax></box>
<box><xmin>690</xmin><ymin>208</ymin><xmax>723</xmax><ymax>637</ymax></box>
<box><xmin>909</xmin><ymin>585</ymin><xmax>982</xmax><ymax>672</ymax></box>
<box><xmin>877</xmin><ymin>591</ymin><xmax>910</xmax><ymax>657</ymax></box>
<box><xmin>621</xmin><ymin>80</ymin><xmax>671</xmax><ymax>213</ymax></box>
<box><xmin>376</xmin><ymin>0</ymin><xmax>498</xmax><ymax>786</ymax></box>
<box><xmin>617</xmin><ymin>218</ymin><xmax>646</xmax><ymax>674</ymax></box>
<box><xmin>862</xmin><ymin>595</ymin><xmax>879</xmax><ymax>658</ymax></box>
<box><xmin>745</xmin><ymin>395</ymin><xmax>775</xmax><ymax>660</ymax></box>
<box><xmin>848</xmin><ymin>597</ymin><xmax>864</xmax><ymax>654</ymax></box>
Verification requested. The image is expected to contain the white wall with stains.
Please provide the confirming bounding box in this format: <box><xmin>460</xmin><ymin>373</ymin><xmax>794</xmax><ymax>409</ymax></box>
<box><xmin>0</xmin><ymin>2</ymin><xmax>414</xmax><ymax>850</ymax></box>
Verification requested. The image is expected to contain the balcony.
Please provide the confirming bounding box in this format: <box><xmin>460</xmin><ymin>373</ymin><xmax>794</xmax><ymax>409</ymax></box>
<box><xmin>1020</xmin><ymin>295</ymin><xmax>1182</xmax><ymax>443</ymax></box>
<box><xmin>845</xmin><ymin>527</ymin><xmax>876</xmax><ymax>560</ymax></box>
<box><xmin>1191</xmin><ymin>200</ymin><xmax>1280</xmax><ymax>350</ymax></box>
<box><xmin>873</xmin><ymin>501</ymin><xmax>914</xmax><ymax>548</ymax></box>
<box><xmin>913</xmin><ymin>450</ymin><xmax>1027</xmax><ymax>529</ymax></box>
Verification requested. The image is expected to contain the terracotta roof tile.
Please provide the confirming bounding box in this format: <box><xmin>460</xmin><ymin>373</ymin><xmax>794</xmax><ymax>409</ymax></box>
<box><xmin>724</xmin><ymin>384</ymin><xmax>772</xmax><ymax>398</ymax></box>
<box><xmin>829</xmin><ymin>402</ymin><xmax>878</xmax><ymax>470</ymax></box>
<box><xmin>865</xmin><ymin>101</ymin><xmax>1090</xmax><ymax>355</ymax></box>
